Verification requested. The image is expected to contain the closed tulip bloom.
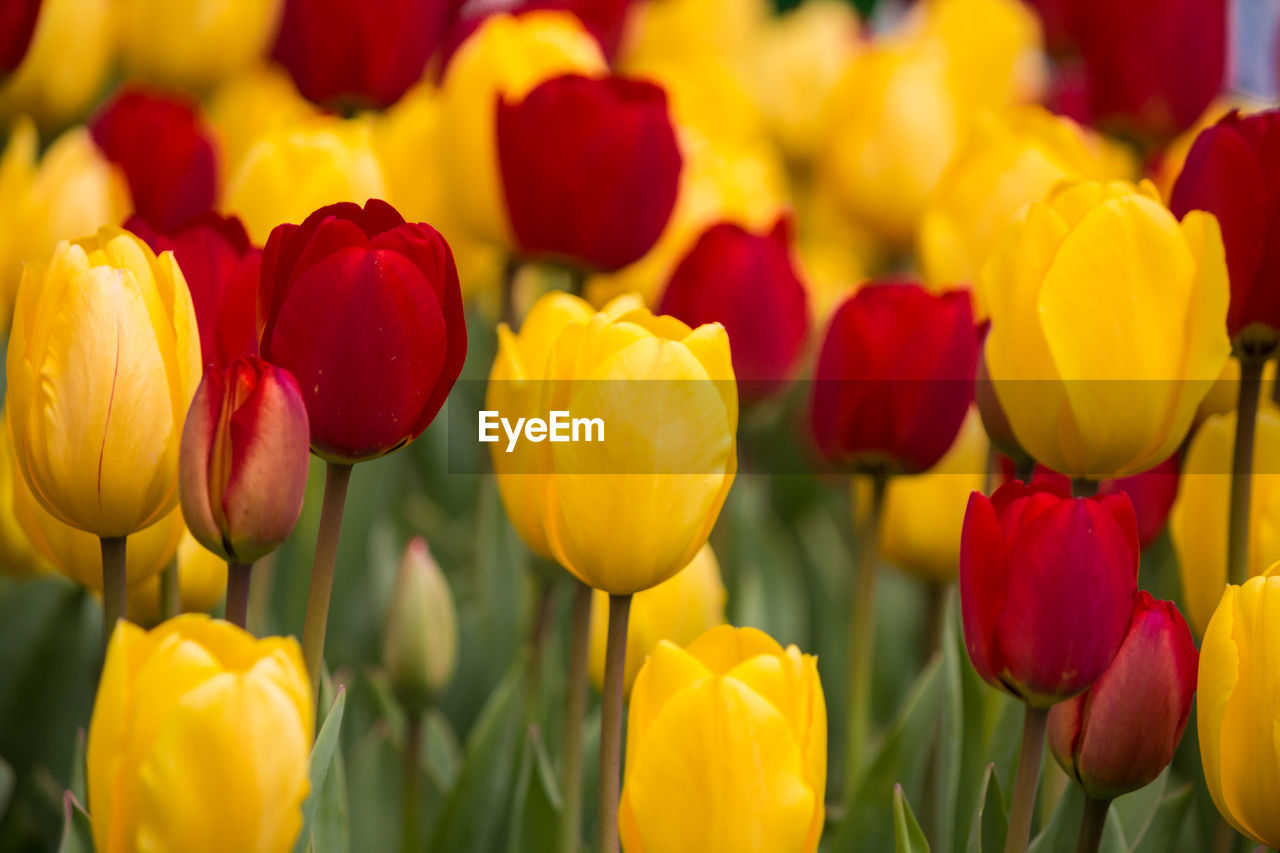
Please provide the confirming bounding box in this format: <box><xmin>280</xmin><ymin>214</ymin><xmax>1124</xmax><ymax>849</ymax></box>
<box><xmin>118</xmin><ymin>0</ymin><xmax>282</xmax><ymax>92</ymax></box>
<box><xmin>1170</xmin><ymin>109</ymin><xmax>1280</xmax><ymax>350</ymax></box>
<box><xmin>127</xmin><ymin>213</ymin><xmax>261</xmax><ymax>368</ymax></box>
<box><xmin>259</xmin><ymin>199</ymin><xmax>466</xmax><ymax>463</ymax></box>
<box><xmin>1172</xmin><ymin>406</ymin><xmax>1280</xmax><ymax>634</ymax></box>
<box><xmin>981</xmin><ymin>179</ymin><xmax>1230</xmax><ymax>479</ymax></box>
<box><xmin>7</xmin><ymin>228</ymin><xmax>202</xmax><ymax>538</ymax></box>
<box><xmin>89</xmin><ymin>614</ymin><xmax>313</xmax><ymax>853</ymax></box>
<box><xmin>497</xmin><ymin>73</ymin><xmax>682</xmax><ymax>272</ymax></box>
<box><xmin>90</xmin><ymin>86</ymin><xmax>218</xmax><ymax>234</ymax></box>
<box><xmin>588</xmin><ymin>544</ymin><xmax>726</xmax><ymax>693</ymax></box>
<box><xmin>810</xmin><ymin>283</ymin><xmax>978</xmax><ymax>474</ymax></box>
<box><xmin>382</xmin><ymin>537</ymin><xmax>459</xmax><ymax>714</ymax></box>
<box><xmin>0</xmin><ymin>0</ymin><xmax>41</xmax><ymax>75</ymax></box>
<box><xmin>658</xmin><ymin>218</ymin><xmax>809</xmax><ymax>399</ymax></box>
<box><xmin>0</xmin><ymin>0</ymin><xmax>112</xmax><ymax>129</ymax></box>
<box><xmin>439</xmin><ymin>10</ymin><xmax>605</xmax><ymax>248</ymax></box>
<box><xmin>180</xmin><ymin>358</ymin><xmax>310</xmax><ymax>564</ymax></box>
<box><xmin>960</xmin><ymin>478</ymin><xmax>1139</xmax><ymax>706</ymax></box>
<box><xmin>619</xmin><ymin>625</ymin><xmax>826</xmax><ymax>852</ymax></box>
<box><xmin>0</xmin><ymin>413</ymin><xmax>44</xmax><ymax>574</ymax></box>
<box><xmin>127</xmin><ymin>531</ymin><xmax>230</xmax><ymax>626</ymax></box>
<box><xmin>1198</xmin><ymin>567</ymin><xmax>1280</xmax><ymax>848</ymax></box>
<box><xmin>1049</xmin><ymin>592</ymin><xmax>1197</xmax><ymax>800</ymax></box>
<box><xmin>272</xmin><ymin>0</ymin><xmax>453</xmax><ymax>109</ymax></box>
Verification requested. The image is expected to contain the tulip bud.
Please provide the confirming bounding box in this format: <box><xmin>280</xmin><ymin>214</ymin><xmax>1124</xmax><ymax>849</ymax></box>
<box><xmin>810</xmin><ymin>282</ymin><xmax>979</xmax><ymax>475</ymax></box>
<box><xmin>88</xmin><ymin>615</ymin><xmax>313</xmax><ymax>853</ymax></box>
<box><xmin>620</xmin><ymin>625</ymin><xmax>826</xmax><ymax>852</ymax></box>
<box><xmin>259</xmin><ymin>199</ymin><xmax>467</xmax><ymax>463</ymax></box>
<box><xmin>960</xmin><ymin>478</ymin><xmax>1139</xmax><ymax>706</ymax></box>
<box><xmin>89</xmin><ymin>86</ymin><xmax>218</xmax><ymax>234</ymax></box>
<box><xmin>180</xmin><ymin>357</ymin><xmax>310</xmax><ymax>564</ymax></box>
<box><xmin>383</xmin><ymin>537</ymin><xmax>459</xmax><ymax>714</ymax></box>
<box><xmin>0</xmin><ymin>0</ymin><xmax>113</xmax><ymax>130</ymax></box>
<box><xmin>658</xmin><ymin>219</ymin><xmax>809</xmax><ymax>400</ymax></box>
<box><xmin>497</xmin><ymin>73</ymin><xmax>682</xmax><ymax>273</ymax></box>
<box><xmin>1048</xmin><ymin>592</ymin><xmax>1197</xmax><ymax>800</ymax></box>
<box><xmin>118</xmin><ymin>0</ymin><xmax>282</xmax><ymax>92</ymax></box>
<box><xmin>0</xmin><ymin>0</ymin><xmax>41</xmax><ymax>76</ymax></box>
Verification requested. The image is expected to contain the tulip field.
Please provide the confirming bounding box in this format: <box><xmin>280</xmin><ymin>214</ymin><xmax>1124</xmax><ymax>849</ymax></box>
<box><xmin>1</xmin><ymin>0</ymin><xmax>1279</xmax><ymax>852</ymax></box>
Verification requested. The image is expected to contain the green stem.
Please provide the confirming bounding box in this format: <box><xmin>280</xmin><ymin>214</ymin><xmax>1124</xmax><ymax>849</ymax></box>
<box><xmin>302</xmin><ymin>462</ymin><xmax>353</xmax><ymax>707</ymax></box>
<box><xmin>1228</xmin><ymin>357</ymin><xmax>1265</xmax><ymax>587</ymax></box>
<box><xmin>502</xmin><ymin>256</ymin><xmax>520</xmax><ymax>330</ymax></box>
<box><xmin>225</xmin><ymin>562</ymin><xmax>253</xmax><ymax>630</ymax></box>
<box><xmin>1006</xmin><ymin>705</ymin><xmax>1049</xmax><ymax>853</ymax></box>
<box><xmin>402</xmin><ymin>712</ymin><xmax>422</xmax><ymax>853</ymax></box>
<box><xmin>845</xmin><ymin>472</ymin><xmax>887</xmax><ymax>799</ymax></box>
<box><xmin>159</xmin><ymin>559</ymin><xmax>179</xmax><ymax>621</ymax></box>
<box><xmin>923</xmin><ymin>582</ymin><xmax>947</xmax><ymax>664</ymax></box>
<box><xmin>560</xmin><ymin>581</ymin><xmax>592</xmax><ymax>853</ymax></box>
<box><xmin>598</xmin><ymin>593</ymin><xmax>631</xmax><ymax>853</ymax></box>
<box><xmin>100</xmin><ymin>536</ymin><xmax>127</xmax><ymax>652</ymax></box>
<box><xmin>1074</xmin><ymin>797</ymin><xmax>1111</xmax><ymax>853</ymax></box>
<box><xmin>1211</xmin><ymin>814</ymin><xmax>1239</xmax><ymax>853</ymax></box>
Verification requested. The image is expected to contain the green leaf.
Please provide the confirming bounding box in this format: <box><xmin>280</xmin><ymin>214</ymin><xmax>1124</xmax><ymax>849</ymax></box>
<box><xmin>966</xmin><ymin>764</ymin><xmax>1008</xmax><ymax>853</ymax></box>
<box><xmin>1028</xmin><ymin>781</ymin><xmax>1125</xmax><ymax>853</ymax></box>
<box><xmin>895</xmin><ymin>784</ymin><xmax>932</xmax><ymax>853</ymax></box>
<box><xmin>311</xmin><ymin>744</ymin><xmax>350</xmax><ymax>853</ymax></box>
<box><xmin>68</xmin><ymin>730</ymin><xmax>86</xmax><ymax>807</ymax></box>
<box><xmin>291</xmin><ymin>687</ymin><xmax>348</xmax><ymax>853</ymax></box>
<box><xmin>55</xmin><ymin>793</ymin><xmax>92</xmax><ymax>853</ymax></box>
<box><xmin>1129</xmin><ymin>784</ymin><xmax>1194</xmax><ymax>853</ymax></box>
<box><xmin>506</xmin><ymin>725</ymin><xmax>563</xmax><ymax>853</ymax></box>
<box><xmin>1109</xmin><ymin>768</ymin><xmax>1168</xmax><ymax>848</ymax></box>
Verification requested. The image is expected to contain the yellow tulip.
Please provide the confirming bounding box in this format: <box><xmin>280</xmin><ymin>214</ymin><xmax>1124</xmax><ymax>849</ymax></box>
<box><xmin>877</xmin><ymin>407</ymin><xmax>989</xmax><ymax>584</ymax></box>
<box><xmin>0</xmin><ymin>412</ymin><xmax>45</xmax><ymax>575</ymax></box>
<box><xmin>127</xmin><ymin>532</ymin><xmax>229</xmax><ymax>627</ymax></box>
<box><xmin>918</xmin><ymin>107</ymin><xmax>1133</xmax><ymax>307</ymax></box>
<box><xmin>0</xmin><ymin>0</ymin><xmax>114</xmax><ymax>130</ymax></box>
<box><xmin>0</xmin><ymin>118</ymin><xmax>132</xmax><ymax>331</ymax></box>
<box><xmin>1172</xmin><ymin>405</ymin><xmax>1280</xmax><ymax>634</ymax></box>
<box><xmin>1197</xmin><ymin>357</ymin><xmax>1278</xmax><ymax>423</ymax></box>
<box><xmin>981</xmin><ymin>179</ymin><xmax>1231</xmax><ymax>478</ymax></box>
<box><xmin>438</xmin><ymin>11</ymin><xmax>606</xmax><ymax>248</ymax></box>
<box><xmin>88</xmin><ymin>614</ymin><xmax>313</xmax><ymax>853</ymax></box>
<box><xmin>7</xmin><ymin>227</ymin><xmax>202</xmax><ymax>538</ymax></box>
<box><xmin>793</xmin><ymin>182</ymin><xmax>876</xmax><ymax>328</ymax></box>
<box><xmin>222</xmin><ymin>114</ymin><xmax>387</xmax><ymax>244</ymax></box>
<box><xmin>1198</xmin><ymin>566</ymin><xmax>1280</xmax><ymax>848</ymax></box>
<box><xmin>206</xmin><ymin>65</ymin><xmax>320</xmax><ymax>177</ymax></box>
<box><xmin>588</xmin><ymin>544</ymin><xmax>726</xmax><ymax>693</ymax></box>
<box><xmin>623</xmin><ymin>52</ymin><xmax>765</xmax><ymax>150</ymax></box>
<box><xmin>623</xmin><ymin>0</ymin><xmax>769</xmax><ymax>72</ymax></box>
<box><xmin>118</xmin><ymin>0</ymin><xmax>283</xmax><ymax>92</ymax></box>
<box><xmin>619</xmin><ymin>625</ymin><xmax>826</xmax><ymax>852</ymax></box>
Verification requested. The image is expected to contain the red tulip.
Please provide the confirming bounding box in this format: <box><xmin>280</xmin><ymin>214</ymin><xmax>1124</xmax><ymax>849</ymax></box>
<box><xmin>497</xmin><ymin>73</ymin><xmax>681</xmax><ymax>272</ymax></box>
<box><xmin>1048</xmin><ymin>592</ymin><xmax>1197</xmax><ymax>799</ymax></box>
<box><xmin>657</xmin><ymin>219</ymin><xmax>809</xmax><ymax>400</ymax></box>
<box><xmin>127</xmin><ymin>213</ymin><xmax>261</xmax><ymax>369</ymax></box>
<box><xmin>513</xmin><ymin>0</ymin><xmax>633</xmax><ymax>57</ymax></box>
<box><xmin>271</xmin><ymin>0</ymin><xmax>459</xmax><ymax>109</ymax></box>
<box><xmin>259</xmin><ymin>199</ymin><xmax>466</xmax><ymax>463</ymax></box>
<box><xmin>180</xmin><ymin>357</ymin><xmax>311</xmax><ymax>563</ymax></box>
<box><xmin>0</xmin><ymin>0</ymin><xmax>40</xmax><ymax>75</ymax></box>
<box><xmin>89</xmin><ymin>86</ymin><xmax>217</xmax><ymax>233</ymax></box>
<box><xmin>809</xmin><ymin>283</ymin><xmax>978</xmax><ymax>474</ymax></box>
<box><xmin>1170</xmin><ymin>109</ymin><xmax>1280</xmax><ymax>348</ymax></box>
<box><xmin>960</xmin><ymin>478</ymin><xmax>1139</xmax><ymax>707</ymax></box>
<box><xmin>1097</xmin><ymin>454</ymin><xmax>1180</xmax><ymax>549</ymax></box>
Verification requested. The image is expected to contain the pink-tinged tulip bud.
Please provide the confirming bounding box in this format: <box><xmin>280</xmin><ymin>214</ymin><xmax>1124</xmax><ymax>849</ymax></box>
<box><xmin>179</xmin><ymin>357</ymin><xmax>310</xmax><ymax>564</ymax></box>
<box><xmin>497</xmin><ymin>73</ymin><xmax>681</xmax><ymax>272</ymax></box>
<box><xmin>810</xmin><ymin>283</ymin><xmax>979</xmax><ymax>474</ymax></box>
<box><xmin>1170</xmin><ymin>110</ymin><xmax>1280</xmax><ymax>352</ymax></box>
<box><xmin>658</xmin><ymin>219</ymin><xmax>809</xmax><ymax>401</ymax></box>
<box><xmin>0</xmin><ymin>0</ymin><xmax>41</xmax><ymax>74</ymax></box>
<box><xmin>89</xmin><ymin>85</ymin><xmax>218</xmax><ymax>233</ymax></box>
<box><xmin>127</xmin><ymin>213</ymin><xmax>261</xmax><ymax>369</ymax></box>
<box><xmin>1049</xmin><ymin>592</ymin><xmax>1198</xmax><ymax>799</ymax></box>
<box><xmin>960</xmin><ymin>478</ymin><xmax>1139</xmax><ymax>706</ymax></box>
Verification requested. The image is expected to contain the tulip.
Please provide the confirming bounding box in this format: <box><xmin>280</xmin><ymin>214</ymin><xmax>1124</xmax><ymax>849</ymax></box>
<box><xmin>0</xmin><ymin>118</ymin><xmax>131</xmax><ymax>331</ymax></box>
<box><xmin>438</xmin><ymin>10</ymin><xmax>605</xmax><ymax>248</ymax></box>
<box><xmin>810</xmin><ymin>282</ymin><xmax>978</xmax><ymax>475</ymax></box>
<box><xmin>88</xmin><ymin>614</ymin><xmax>313</xmax><ymax>853</ymax></box>
<box><xmin>588</xmin><ymin>544</ymin><xmax>725</xmax><ymax>693</ymax></box>
<box><xmin>619</xmin><ymin>625</ymin><xmax>826</xmax><ymax>853</ymax></box>
<box><xmin>657</xmin><ymin>218</ymin><xmax>808</xmax><ymax>399</ymax></box>
<box><xmin>127</xmin><ymin>531</ymin><xmax>230</xmax><ymax>626</ymax></box>
<box><xmin>981</xmin><ymin>179</ymin><xmax>1231</xmax><ymax>479</ymax></box>
<box><xmin>517</xmin><ymin>0</ymin><xmax>633</xmax><ymax>58</ymax></box>
<box><xmin>1048</xmin><ymin>592</ymin><xmax>1197</xmax><ymax>801</ymax></box>
<box><xmin>0</xmin><ymin>412</ymin><xmax>44</xmax><ymax>575</ymax></box>
<box><xmin>918</xmin><ymin>106</ymin><xmax>1131</xmax><ymax>305</ymax></box>
<box><xmin>1097</xmin><ymin>454</ymin><xmax>1180</xmax><ymax>550</ymax></box>
<box><xmin>621</xmin><ymin>0</ymin><xmax>768</xmax><ymax>71</ymax></box>
<box><xmin>1197</xmin><ymin>355</ymin><xmax>1278</xmax><ymax>423</ymax></box>
<box><xmin>118</xmin><ymin>0</ymin><xmax>283</xmax><ymax>92</ymax></box>
<box><xmin>497</xmin><ymin>73</ymin><xmax>682</xmax><ymax>273</ymax></box>
<box><xmin>0</xmin><ymin>0</ymin><xmax>41</xmax><ymax>75</ymax></box>
<box><xmin>206</xmin><ymin>66</ymin><xmax>320</xmax><ymax>179</ymax></box>
<box><xmin>271</xmin><ymin>0</ymin><xmax>453</xmax><ymax>109</ymax></box>
<box><xmin>221</xmin><ymin>114</ymin><xmax>387</xmax><ymax>244</ymax></box>
<box><xmin>127</xmin><ymin>213</ymin><xmax>261</xmax><ymax>368</ymax></box>
<box><xmin>382</xmin><ymin>537</ymin><xmax>458</xmax><ymax>715</ymax></box>
<box><xmin>0</xmin><ymin>0</ymin><xmax>113</xmax><ymax>129</ymax></box>
<box><xmin>89</xmin><ymin>86</ymin><xmax>218</xmax><ymax>234</ymax></box>
<box><xmin>1172</xmin><ymin>405</ymin><xmax>1280</xmax><ymax>634</ymax></box>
